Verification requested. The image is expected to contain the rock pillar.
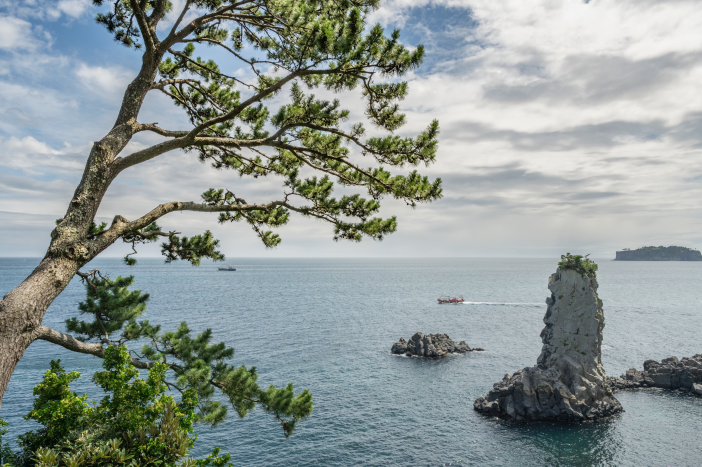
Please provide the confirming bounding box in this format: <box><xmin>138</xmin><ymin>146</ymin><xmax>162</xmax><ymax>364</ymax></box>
<box><xmin>474</xmin><ymin>268</ymin><xmax>622</xmax><ymax>421</ymax></box>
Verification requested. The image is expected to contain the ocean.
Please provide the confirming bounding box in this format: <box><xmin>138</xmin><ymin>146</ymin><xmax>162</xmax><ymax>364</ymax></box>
<box><xmin>1</xmin><ymin>257</ymin><xmax>701</xmax><ymax>466</ymax></box>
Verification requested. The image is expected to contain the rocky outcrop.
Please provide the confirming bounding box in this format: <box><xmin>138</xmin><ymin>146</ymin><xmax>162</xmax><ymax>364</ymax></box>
<box><xmin>391</xmin><ymin>332</ymin><xmax>482</xmax><ymax>357</ymax></box>
<box><xmin>474</xmin><ymin>268</ymin><xmax>622</xmax><ymax>421</ymax></box>
<box><xmin>607</xmin><ymin>355</ymin><xmax>702</xmax><ymax>395</ymax></box>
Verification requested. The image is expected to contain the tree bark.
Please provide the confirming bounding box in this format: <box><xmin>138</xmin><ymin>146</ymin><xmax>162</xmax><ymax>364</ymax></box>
<box><xmin>0</xmin><ymin>256</ymin><xmax>80</xmax><ymax>405</ymax></box>
<box><xmin>0</xmin><ymin>51</ymin><xmax>162</xmax><ymax>407</ymax></box>
<box><xmin>0</xmin><ymin>139</ymin><xmax>125</xmax><ymax>406</ymax></box>
<box><xmin>32</xmin><ymin>325</ymin><xmax>156</xmax><ymax>370</ymax></box>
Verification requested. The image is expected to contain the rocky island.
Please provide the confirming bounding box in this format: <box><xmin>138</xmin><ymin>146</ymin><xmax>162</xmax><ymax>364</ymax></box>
<box><xmin>614</xmin><ymin>246</ymin><xmax>702</xmax><ymax>261</ymax></box>
<box><xmin>391</xmin><ymin>332</ymin><xmax>483</xmax><ymax>357</ymax></box>
<box><xmin>607</xmin><ymin>355</ymin><xmax>702</xmax><ymax>395</ymax></box>
<box><xmin>474</xmin><ymin>254</ymin><xmax>623</xmax><ymax>421</ymax></box>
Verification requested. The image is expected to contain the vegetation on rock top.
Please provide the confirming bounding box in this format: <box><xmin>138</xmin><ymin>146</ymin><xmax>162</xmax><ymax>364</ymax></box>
<box><xmin>558</xmin><ymin>253</ymin><xmax>598</xmax><ymax>278</ymax></box>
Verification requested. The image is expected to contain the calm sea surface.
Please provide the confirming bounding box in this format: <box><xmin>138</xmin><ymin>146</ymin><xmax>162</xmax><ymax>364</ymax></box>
<box><xmin>1</xmin><ymin>257</ymin><xmax>701</xmax><ymax>466</ymax></box>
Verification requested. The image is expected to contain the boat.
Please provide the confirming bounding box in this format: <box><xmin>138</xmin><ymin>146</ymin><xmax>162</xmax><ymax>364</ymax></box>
<box><xmin>437</xmin><ymin>295</ymin><xmax>464</xmax><ymax>304</ymax></box>
<box><xmin>218</xmin><ymin>266</ymin><xmax>236</xmax><ymax>271</ymax></box>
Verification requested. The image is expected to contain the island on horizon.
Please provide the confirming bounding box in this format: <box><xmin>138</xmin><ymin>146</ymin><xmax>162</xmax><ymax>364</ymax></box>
<box><xmin>614</xmin><ymin>246</ymin><xmax>702</xmax><ymax>261</ymax></box>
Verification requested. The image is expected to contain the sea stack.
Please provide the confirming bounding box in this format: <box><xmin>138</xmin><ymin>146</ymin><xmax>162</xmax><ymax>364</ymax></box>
<box><xmin>474</xmin><ymin>267</ymin><xmax>622</xmax><ymax>421</ymax></box>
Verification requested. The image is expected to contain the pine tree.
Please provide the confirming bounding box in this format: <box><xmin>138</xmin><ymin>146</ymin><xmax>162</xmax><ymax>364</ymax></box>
<box><xmin>17</xmin><ymin>346</ymin><xmax>236</xmax><ymax>466</ymax></box>
<box><xmin>0</xmin><ymin>0</ymin><xmax>442</xmax><ymax>439</ymax></box>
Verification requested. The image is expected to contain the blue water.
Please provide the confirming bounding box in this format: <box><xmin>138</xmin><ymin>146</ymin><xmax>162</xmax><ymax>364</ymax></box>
<box><xmin>1</xmin><ymin>258</ymin><xmax>701</xmax><ymax>466</ymax></box>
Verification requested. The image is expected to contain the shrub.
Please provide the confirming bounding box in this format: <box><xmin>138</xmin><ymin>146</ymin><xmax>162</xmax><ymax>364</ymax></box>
<box><xmin>1</xmin><ymin>418</ymin><xmax>18</xmax><ymax>466</ymax></box>
<box><xmin>558</xmin><ymin>253</ymin><xmax>598</xmax><ymax>278</ymax></box>
<box><xmin>9</xmin><ymin>346</ymin><xmax>232</xmax><ymax>467</ymax></box>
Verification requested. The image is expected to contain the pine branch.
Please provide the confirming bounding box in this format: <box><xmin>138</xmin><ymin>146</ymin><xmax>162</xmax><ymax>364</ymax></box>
<box><xmin>31</xmin><ymin>326</ymin><xmax>155</xmax><ymax>370</ymax></box>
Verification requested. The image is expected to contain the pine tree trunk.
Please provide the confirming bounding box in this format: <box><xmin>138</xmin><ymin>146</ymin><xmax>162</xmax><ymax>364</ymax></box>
<box><xmin>0</xmin><ymin>256</ymin><xmax>80</xmax><ymax>405</ymax></box>
<box><xmin>0</xmin><ymin>137</ymin><xmax>117</xmax><ymax>406</ymax></box>
<box><xmin>0</xmin><ymin>133</ymin><xmax>130</xmax><ymax>407</ymax></box>
<box><xmin>0</xmin><ymin>47</ymin><xmax>161</xmax><ymax>408</ymax></box>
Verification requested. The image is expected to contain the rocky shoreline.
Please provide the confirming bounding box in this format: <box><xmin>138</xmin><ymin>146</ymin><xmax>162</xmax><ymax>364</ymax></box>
<box><xmin>607</xmin><ymin>354</ymin><xmax>702</xmax><ymax>395</ymax></box>
<box><xmin>391</xmin><ymin>332</ymin><xmax>483</xmax><ymax>358</ymax></box>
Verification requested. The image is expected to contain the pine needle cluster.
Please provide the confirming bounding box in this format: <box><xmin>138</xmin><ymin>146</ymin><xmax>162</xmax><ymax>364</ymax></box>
<box><xmin>86</xmin><ymin>0</ymin><xmax>442</xmax><ymax>264</ymax></box>
<box><xmin>63</xmin><ymin>276</ymin><xmax>313</xmax><ymax>436</ymax></box>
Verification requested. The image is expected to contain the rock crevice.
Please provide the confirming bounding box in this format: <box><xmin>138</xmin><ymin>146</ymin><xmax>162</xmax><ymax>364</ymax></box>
<box><xmin>474</xmin><ymin>268</ymin><xmax>622</xmax><ymax>421</ymax></box>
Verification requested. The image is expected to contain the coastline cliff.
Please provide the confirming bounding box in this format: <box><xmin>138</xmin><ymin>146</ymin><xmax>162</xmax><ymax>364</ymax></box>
<box><xmin>614</xmin><ymin>246</ymin><xmax>702</xmax><ymax>261</ymax></box>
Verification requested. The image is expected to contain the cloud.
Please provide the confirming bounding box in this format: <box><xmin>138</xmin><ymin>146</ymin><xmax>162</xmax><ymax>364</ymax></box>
<box><xmin>481</xmin><ymin>51</ymin><xmax>702</xmax><ymax>108</ymax></box>
<box><xmin>0</xmin><ymin>169</ymin><xmax>77</xmax><ymax>219</ymax></box>
<box><xmin>0</xmin><ymin>135</ymin><xmax>87</xmax><ymax>173</ymax></box>
<box><xmin>3</xmin><ymin>0</ymin><xmax>702</xmax><ymax>258</ymax></box>
<box><xmin>0</xmin><ymin>211</ymin><xmax>59</xmax><ymax>255</ymax></box>
<box><xmin>0</xmin><ymin>0</ymin><xmax>92</xmax><ymax>21</ymax></box>
<box><xmin>441</xmin><ymin>119</ymin><xmax>672</xmax><ymax>150</ymax></box>
<box><xmin>0</xmin><ymin>16</ymin><xmax>50</xmax><ymax>51</ymax></box>
<box><xmin>76</xmin><ymin>64</ymin><xmax>133</xmax><ymax>95</ymax></box>
<box><xmin>57</xmin><ymin>0</ymin><xmax>92</xmax><ymax>18</ymax></box>
<box><xmin>0</xmin><ymin>80</ymin><xmax>83</xmax><ymax>143</ymax></box>
<box><xmin>668</xmin><ymin>112</ymin><xmax>702</xmax><ymax>147</ymax></box>
<box><xmin>0</xmin><ymin>135</ymin><xmax>58</xmax><ymax>161</ymax></box>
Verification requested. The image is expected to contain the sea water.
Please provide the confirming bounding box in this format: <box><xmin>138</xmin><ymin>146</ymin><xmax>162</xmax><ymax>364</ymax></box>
<box><xmin>1</xmin><ymin>258</ymin><xmax>701</xmax><ymax>466</ymax></box>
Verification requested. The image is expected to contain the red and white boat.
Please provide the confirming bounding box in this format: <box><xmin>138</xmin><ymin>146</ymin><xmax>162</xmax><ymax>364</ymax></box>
<box><xmin>437</xmin><ymin>295</ymin><xmax>464</xmax><ymax>304</ymax></box>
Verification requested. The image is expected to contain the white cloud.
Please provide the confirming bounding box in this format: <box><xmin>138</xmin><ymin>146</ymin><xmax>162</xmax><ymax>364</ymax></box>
<box><xmin>158</xmin><ymin>0</ymin><xmax>203</xmax><ymax>33</ymax></box>
<box><xmin>0</xmin><ymin>15</ymin><xmax>50</xmax><ymax>51</ymax></box>
<box><xmin>0</xmin><ymin>135</ymin><xmax>57</xmax><ymax>159</ymax></box>
<box><xmin>360</xmin><ymin>0</ymin><xmax>702</xmax><ymax>255</ymax></box>
<box><xmin>0</xmin><ymin>211</ymin><xmax>63</xmax><ymax>255</ymax></box>
<box><xmin>57</xmin><ymin>0</ymin><xmax>92</xmax><ymax>18</ymax></box>
<box><xmin>76</xmin><ymin>64</ymin><xmax>133</xmax><ymax>95</ymax></box>
<box><xmin>3</xmin><ymin>1</ymin><xmax>702</xmax><ymax>257</ymax></box>
<box><xmin>0</xmin><ymin>135</ymin><xmax>87</xmax><ymax>172</ymax></box>
<box><xmin>0</xmin><ymin>0</ymin><xmax>92</xmax><ymax>21</ymax></box>
<box><xmin>0</xmin><ymin>80</ymin><xmax>83</xmax><ymax>140</ymax></box>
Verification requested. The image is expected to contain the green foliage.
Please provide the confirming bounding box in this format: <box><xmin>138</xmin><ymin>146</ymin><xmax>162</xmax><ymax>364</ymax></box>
<box><xmin>90</xmin><ymin>0</ymin><xmax>442</xmax><ymax>259</ymax></box>
<box><xmin>558</xmin><ymin>253</ymin><xmax>598</xmax><ymax>278</ymax></box>
<box><xmin>66</xmin><ymin>276</ymin><xmax>148</xmax><ymax>342</ymax></box>
<box><xmin>120</xmin><ymin>222</ymin><xmax>224</xmax><ymax>267</ymax></box>
<box><xmin>160</xmin><ymin>231</ymin><xmax>224</xmax><ymax>266</ymax></box>
<box><xmin>193</xmin><ymin>447</ymin><xmax>232</xmax><ymax>467</ymax></box>
<box><xmin>67</xmin><ymin>276</ymin><xmax>312</xmax><ymax>436</ymax></box>
<box><xmin>13</xmin><ymin>347</ymin><xmax>233</xmax><ymax>467</ymax></box>
<box><xmin>17</xmin><ymin>362</ymin><xmax>90</xmax><ymax>455</ymax></box>
<box><xmin>140</xmin><ymin>320</ymin><xmax>313</xmax><ymax>436</ymax></box>
<box><xmin>120</xmin><ymin>222</ymin><xmax>164</xmax><ymax>265</ymax></box>
<box><xmin>1</xmin><ymin>418</ymin><xmax>19</xmax><ymax>466</ymax></box>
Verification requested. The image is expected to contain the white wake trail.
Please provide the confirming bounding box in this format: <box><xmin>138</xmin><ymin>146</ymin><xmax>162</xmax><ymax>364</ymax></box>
<box><xmin>462</xmin><ymin>301</ymin><xmax>542</xmax><ymax>307</ymax></box>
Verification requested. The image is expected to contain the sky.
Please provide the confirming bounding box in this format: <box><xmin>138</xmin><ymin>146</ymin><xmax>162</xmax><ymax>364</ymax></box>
<box><xmin>1</xmin><ymin>0</ymin><xmax>702</xmax><ymax>259</ymax></box>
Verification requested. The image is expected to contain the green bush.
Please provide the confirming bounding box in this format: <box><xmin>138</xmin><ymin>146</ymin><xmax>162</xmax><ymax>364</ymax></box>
<box><xmin>1</xmin><ymin>273</ymin><xmax>313</xmax><ymax>466</ymax></box>
<box><xmin>557</xmin><ymin>253</ymin><xmax>598</xmax><ymax>278</ymax></box>
<box><xmin>1</xmin><ymin>418</ymin><xmax>18</xmax><ymax>466</ymax></box>
<box><xmin>5</xmin><ymin>346</ymin><xmax>233</xmax><ymax>467</ymax></box>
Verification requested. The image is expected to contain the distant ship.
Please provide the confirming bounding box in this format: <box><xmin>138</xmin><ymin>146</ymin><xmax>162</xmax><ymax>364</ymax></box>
<box><xmin>438</xmin><ymin>295</ymin><xmax>464</xmax><ymax>304</ymax></box>
<box><xmin>218</xmin><ymin>266</ymin><xmax>236</xmax><ymax>271</ymax></box>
